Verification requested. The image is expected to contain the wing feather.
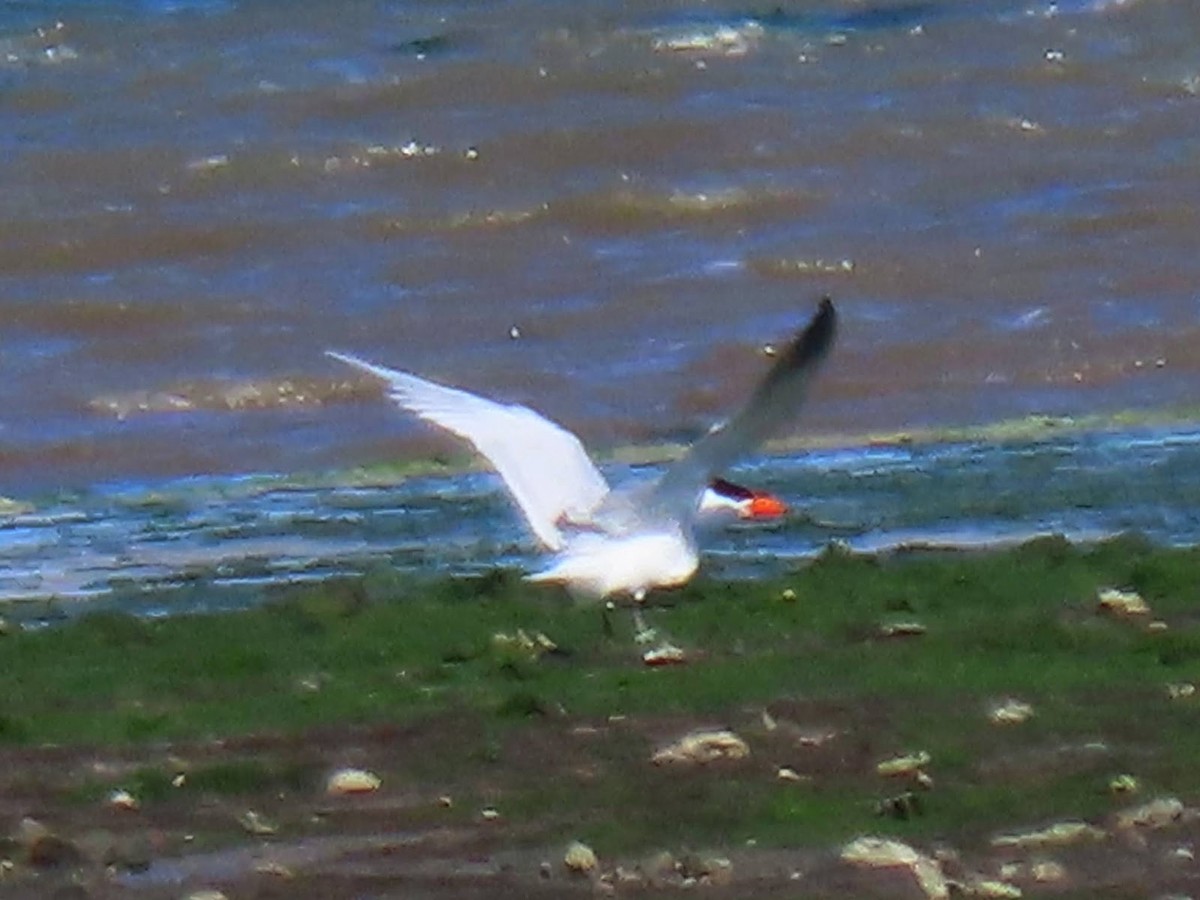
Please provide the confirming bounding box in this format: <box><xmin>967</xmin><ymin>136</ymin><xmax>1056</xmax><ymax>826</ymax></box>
<box><xmin>328</xmin><ymin>351</ymin><xmax>610</xmax><ymax>551</ymax></box>
<box><xmin>651</xmin><ymin>297</ymin><xmax>837</xmax><ymax>516</ymax></box>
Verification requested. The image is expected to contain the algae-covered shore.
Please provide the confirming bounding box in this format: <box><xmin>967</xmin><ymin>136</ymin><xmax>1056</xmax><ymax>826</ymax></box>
<box><xmin>2</xmin><ymin>536</ymin><xmax>1200</xmax><ymax>898</ymax></box>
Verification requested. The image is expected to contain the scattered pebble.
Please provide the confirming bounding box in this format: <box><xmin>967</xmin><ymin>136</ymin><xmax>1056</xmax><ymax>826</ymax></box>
<box><xmin>840</xmin><ymin>836</ymin><xmax>949</xmax><ymax>899</ymax></box>
<box><xmin>480</xmin><ymin>806</ymin><xmax>501</xmax><ymax>821</ymax></box>
<box><xmin>325</xmin><ymin>768</ymin><xmax>381</xmax><ymax>795</ymax></box>
<box><xmin>777</xmin><ymin>766</ymin><xmax>806</xmax><ymax>782</ymax></box>
<box><xmin>1097</xmin><ymin>587</ymin><xmax>1149</xmax><ymax>617</ymax></box>
<box><xmin>492</xmin><ymin>628</ymin><xmax>558</xmax><ymax>658</ymax></box>
<box><xmin>1029</xmin><ymin>859</ymin><xmax>1067</xmax><ymax>883</ymax></box>
<box><xmin>878</xmin><ymin>621</ymin><xmax>926</xmax><ymax>638</ymax></box>
<box><xmin>970</xmin><ymin>879</ymin><xmax>1023</xmax><ymax>898</ymax></box>
<box><xmin>991</xmin><ymin>821</ymin><xmax>1105</xmax><ymax>849</ymax></box>
<box><xmin>1167</xmin><ymin>682</ymin><xmax>1196</xmax><ymax>700</ymax></box>
<box><xmin>181</xmin><ymin>891</ymin><xmax>229</xmax><ymax>900</ymax></box>
<box><xmin>876</xmin><ymin>750</ymin><xmax>931</xmax><ymax>777</ymax></box>
<box><xmin>1115</xmin><ymin>796</ymin><xmax>1184</xmax><ymax>830</ymax></box>
<box><xmin>652</xmin><ymin>729</ymin><xmax>749</xmax><ymax>765</ymax></box>
<box><xmin>643</xmin><ymin>643</ymin><xmax>687</xmax><ymax>667</ymax></box>
<box><xmin>107</xmin><ymin>789</ymin><xmax>139</xmax><ymax>811</ymax></box>
<box><xmin>564</xmin><ymin>840</ymin><xmax>598</xmax><ymax>874</ymax></box>
<box><xmin>1109</xmin><ymin>774</ymin><xmax>1139</xmax><ymax>795</ymax></box>
<box><xmin>238</xmin><ymin>809</ymin><xmax>278</xmax><ymax>836</ymax></box>
<box><xmin>988</xmin><ymin>698</ymin><xmax>1034</xmax><ymax>725</ymax></box>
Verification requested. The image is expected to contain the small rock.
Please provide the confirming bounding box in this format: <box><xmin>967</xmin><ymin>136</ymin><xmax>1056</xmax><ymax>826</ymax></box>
<box><xmin>1109</xmin><ymin>774</ymin><xmax>1139</xmax><ymax>795</ymax></box>
<box><xmin>182</xmin><ymin>891</ymin><xmax>230</xmax><ymax>900</ymax></box>
<box><xmin>876</xmin><ymin>751</ymin><xmax>931</xmax><ymax>777</ymax></box>
<box><xmin>878</xmin><ymin>621</ymin><xmax>926</xmax><ymax>638</ymax></box>
<box><xmin>480</xmin><ymin>806</ymin><xmax>500</xmax><ymax>821</ymax></box>
<box><xmin>325</xmin><ymin>768</ymin><xmax>381</xmax><ymax>795</ymax></box>
<box><xmin>1097</xmin><ymin>587</ymin><xmax>1149</xmax><ymax>617</ymax></box>
<box><xmin>238</xmin><ymin>809</ymin><xmax>278</xmax><ymax>836</ymax></box>
<box><xmin>437</xmin><ymin>795</ymin><xmax>453</xmax><ymax>808</ymax></box>
<box><xmin>107</xmin><ymin>789</ymin><xmax>139</xmax><ymax>811</ymax></box>
<box><xmin>840</xmin><ymin>836</ymin><xmax>948</xmax><ymax>899</ymax></box>
<box><xmin>1167</xmin><ymin>682</ymin><xmax>1195</xmax><ymax>700</ymax></box>
<box><xmin>563</xmin><ymin>840</ymin><xmax>597</xmax><ymax>875</ymax></box>
<box><xmin>652</xmin><ymin>729</ymin><xmax>749</xmax><ymax>765</ymax></box>
<box><xmin>1029</xmin><ymin>859</ymin><xmax>1066</xmax><ymax>883</ymax></box>
<box><xmin>777</xmin><ymin>766</ymin><xmax>807</xmax><ymax>782</ymax></box>
<box><xmin>991</xmin><ymin>821</ymin><xmax>1105</xmax><ymax>849</ymax></box>
<box><xmin>1115</xmin><ymin>797</ymin><xmax>1184</xmax><ymax>830</ymax></box>
<box><xmin>643</xmin><ymin>643</ymin><xmax>687</xmax><ymax>667</ymax></box>
<box><xmin>780</xmin><ymin>588</ymin><xmax>796</xmax><ymax>602</ymax></box>
<box><xmin>988</xmin><ymin>698</ymin><xmax>1034</xmax><ymax>725</ymax></box>
<box><xmin>970</xmin><ymin>879</ymin><xmax>1022</xmax><ymax>898</ymax></box>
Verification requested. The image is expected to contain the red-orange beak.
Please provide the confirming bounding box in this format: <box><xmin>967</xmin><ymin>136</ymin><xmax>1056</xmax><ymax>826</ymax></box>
<box><xmin>745</xmin><ymin>492</ymin><xmax>789</xmax><ymax>520</ymax></box>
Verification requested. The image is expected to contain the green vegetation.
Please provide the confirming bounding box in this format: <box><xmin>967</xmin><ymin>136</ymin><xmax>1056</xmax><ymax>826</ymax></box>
<box><xmin>3</xmin><ymin>535</ymin><xmax>1200</xmax><ymax>855</ymax></box>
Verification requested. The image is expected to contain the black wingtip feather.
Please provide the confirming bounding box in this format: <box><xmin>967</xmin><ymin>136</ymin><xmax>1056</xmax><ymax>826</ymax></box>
<box><xmin>766</xmin><ymin>296</ymin><xmax>837</xmax><ymax>387</ymax></box>
<box><xmin>796</xmin><ymin>295</ymin><xmax>837</xmax><ymax>363</ymax></box>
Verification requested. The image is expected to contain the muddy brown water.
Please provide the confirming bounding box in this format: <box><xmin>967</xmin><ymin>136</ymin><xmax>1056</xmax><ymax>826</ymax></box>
<box><xmin>2</xmin><ymin>0</ymin><xmax>1199</xmax><ymax>497</ymax></box>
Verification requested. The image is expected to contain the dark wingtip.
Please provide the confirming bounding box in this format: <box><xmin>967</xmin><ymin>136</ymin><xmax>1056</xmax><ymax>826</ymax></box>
<box><xmin>793</xmin><ymin>295</ymin><xmax>837</xmax><ymax>364</ymax></box>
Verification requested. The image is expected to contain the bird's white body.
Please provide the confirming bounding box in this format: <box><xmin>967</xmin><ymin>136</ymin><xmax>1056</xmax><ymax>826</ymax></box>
<box><xmin>525</xmin><ymin>528</ymin><xmax>699</xmax><ymax>600</ymax></box>
<box><xmin>329</xmin><ymin>298</ymin><xmax>835</xmax><ymax>601</ymax></box>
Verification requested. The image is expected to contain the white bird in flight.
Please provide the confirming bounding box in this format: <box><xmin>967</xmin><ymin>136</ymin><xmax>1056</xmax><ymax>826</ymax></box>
<box><xmin>328</xmin><ymin>297</ymin><xmax>836</xmax><ymax>602</ymax></box>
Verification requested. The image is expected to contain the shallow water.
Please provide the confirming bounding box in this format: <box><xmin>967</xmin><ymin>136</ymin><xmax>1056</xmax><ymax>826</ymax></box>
<box><xmin>4</xmin><ymin>425</ymin><xmax>1199</xmax><ymax>621</ymax></box>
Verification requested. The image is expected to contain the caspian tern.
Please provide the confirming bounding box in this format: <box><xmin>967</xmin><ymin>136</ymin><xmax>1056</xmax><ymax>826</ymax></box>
<box><xmin>328</xmin><ymin>296</ymin><xmax>835</xmax><ymax>601</ymax></box>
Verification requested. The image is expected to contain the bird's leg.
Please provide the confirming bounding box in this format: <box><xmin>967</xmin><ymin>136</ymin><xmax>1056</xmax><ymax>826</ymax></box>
<box><xmin>631</xmin><ymin>589</ymin><xmax>659</xmax><ymax>645</ymax></box>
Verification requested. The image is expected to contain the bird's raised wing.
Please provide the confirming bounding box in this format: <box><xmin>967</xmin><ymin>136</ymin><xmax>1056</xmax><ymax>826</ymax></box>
<box><xmin>651</xmin><ymin>297</ymin><xmax>838</xmax><ymax>517</ymax></box>
<box><xmin>328</xmin><ymin>351</ymin><xmax>610</xmax><ymax>551</ymax></box>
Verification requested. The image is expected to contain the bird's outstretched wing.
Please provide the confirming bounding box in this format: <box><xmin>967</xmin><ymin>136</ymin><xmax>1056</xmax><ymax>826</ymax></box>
<box><xmin>651</xmin><ymin>297</ymin><xmax>837</xmax><ymax>516</ymax></box>
<box><xmin>327</xmin><ymin>351</ymin><xmax>610</xmax><ymax>551</ymax></box>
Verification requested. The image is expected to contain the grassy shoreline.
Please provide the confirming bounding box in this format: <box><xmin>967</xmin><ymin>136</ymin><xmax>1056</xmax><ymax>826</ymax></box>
<box><xmin>1</xmin><ymin>537</ymin><xmax>1199</xmax><ymax>896</ymax></box>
